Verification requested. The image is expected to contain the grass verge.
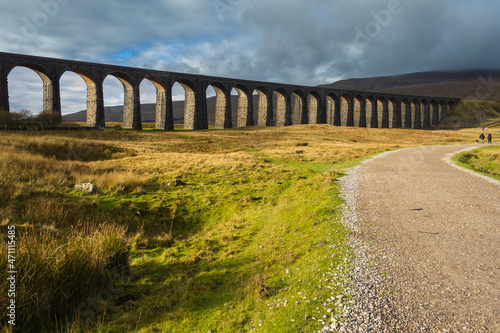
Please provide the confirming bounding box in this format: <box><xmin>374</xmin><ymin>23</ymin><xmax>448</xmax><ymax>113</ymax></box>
<box><xmin>452</xmin><ymin>145</ymin><xmax>500</xmax><ymax>181</ymax></box>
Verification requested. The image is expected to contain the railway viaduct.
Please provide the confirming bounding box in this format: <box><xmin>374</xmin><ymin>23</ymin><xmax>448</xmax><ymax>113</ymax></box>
<box><xmin>0</xmin><ymin>52</ymin><xmax>460</xmax><ymax>130</ymax></box>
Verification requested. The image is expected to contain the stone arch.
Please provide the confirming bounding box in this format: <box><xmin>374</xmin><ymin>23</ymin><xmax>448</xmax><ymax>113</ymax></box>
<box><xmin>366</xmin><ymin>96</ymin><xmax>376</xmax><ymax>128</ymax></box>
<box><xmin>254</xmin><ymin>86</ymin><xmax>272</xmax><ymax>126</ymax></box>
<box><xmin>142</xmin><ymin>76</ymin><xmax>172</xmax><ymax>130</ymax></box>
<box><xmin>401</xmin><ymin>98</ymin><xmax>411</xmax><ymax>128</ymax></box>
<box><xmin>353</xmin><ymin>95</ymin><xmax>364</xmax><ymax>127</ymax></box>
<box><xmin>421</xmin><ymin>99</ymin><xmax>430</xmax><ymax>129</ymax></box>
<box><xmin>59</xmin><ymin>71</ymin><xmax>87</xmax><ymax>121</ymax></box>
<box><xmin>63</xmin><ymin>68</ymin><xmax>104</xmax><ymax>127</ymax></box>
<box><xmin>326</xmin><ymin>93</ymin><xmax>338</xmax><ymax>126</ymax></box>
<box><xmin>340</xmin><ymin>94</ymin><xmax>351</xmax><ymax>126</ymax></box>
<box><xmin>274</xmin><ymin>88</ymin><xmax>290</xmax><ymax>127</ymax></box>
<box><xmin>175</xmin><ymin>79</ymin><xmax>198</xmax><ymax>130</ymax></box>
<box><xmin>6</xmin><ymin>66</ymin><xmax>44</xmax><ymax>114</ymax></box>
<box><xmin>7</xmin><ymin>64</ymin><xmax>60</xmax><ymax>120</ymax></box>
<box><xmin>307</xmin><ymin>91</ymin><xmax>322</xmax><ymax>124</ymax></box>
<box><xmin>388</xmin><ymin>98</ymin><xmax>399</xmax><ymax>128</ymax></box>
<box><xmin>411</xmin><ymin>99</ymin><xmax>421</xmax><ymax>129</ymax></box>
<box><xmin>208</xmin><ymin>81</ymin><xmax>231</xmax><ymax>129</ymax></box>
<box><xmin>104</xmin><ymin>72</ymin><xmax>141</xmax><ymax>129</ymax></box>
<box><xmin>233</xmin><ymin>84</ymin><xmax>253</xmax><ymax>127</ymax></box>
<box><xmin>377</xmin><ymin>97</ymin><xmax>388</xmax><ymax>128</ymax></box>
<box><xmin>291</xmin><ymin>89</ymin><xmax>307</xmax><ymax>125</ymax></box>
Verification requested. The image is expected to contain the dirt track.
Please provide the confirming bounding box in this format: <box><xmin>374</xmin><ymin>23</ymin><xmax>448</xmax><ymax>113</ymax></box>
<box><xmin>349</xmin><ymin>144</ymin><xmax>500</xmax><ymax>332</ymax></box>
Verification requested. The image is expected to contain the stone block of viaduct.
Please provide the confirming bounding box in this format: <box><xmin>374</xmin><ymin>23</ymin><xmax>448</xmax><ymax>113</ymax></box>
<box><xmin>0</xmin><ymin>52</ymin><xmax>460</xmax><ymax>130</ymax></box>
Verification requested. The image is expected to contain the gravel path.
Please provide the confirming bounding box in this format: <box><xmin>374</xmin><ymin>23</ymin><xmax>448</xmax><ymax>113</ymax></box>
<box><xmin>337</xmin><ymin>144</ymin><xmax>500</xmax><ymax>332</ymax></box>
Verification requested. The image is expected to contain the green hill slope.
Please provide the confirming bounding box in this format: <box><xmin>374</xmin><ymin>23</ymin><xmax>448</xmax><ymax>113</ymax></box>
<box><xmin>321</xmin><ymin>70</ymin><xmax>500</xmax><ymax>101</ymax></box>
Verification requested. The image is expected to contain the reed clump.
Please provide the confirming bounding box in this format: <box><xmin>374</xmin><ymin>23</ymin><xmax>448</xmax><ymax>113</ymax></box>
<box><xmin>0</xmin><ymin>223</ymin><xmax>129</xmax><ymax>332</ymax></box>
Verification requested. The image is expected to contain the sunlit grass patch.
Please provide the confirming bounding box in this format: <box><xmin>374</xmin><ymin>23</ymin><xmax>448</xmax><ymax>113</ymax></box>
<box><xmin>453</xmin><ymin>145</ymin><xmax>500</xmax><ymax>180</ymax></box>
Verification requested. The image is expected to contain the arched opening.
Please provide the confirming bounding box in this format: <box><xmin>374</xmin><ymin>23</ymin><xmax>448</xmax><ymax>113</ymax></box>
<box><xmin>206</xmin><ymin>85</ymin><xmax>217</xmax><ymax>128</ymax></box>
<box><xmin>171</xmin><ymin>82</ymin><xmax>185</xmax><ymax>127</ymax></box>
<box><xmin>255</xmin><ymin>87</ymin><xmax>272</xmax><ymax>127</ymax></box>
<box><xmin>377</xmin><ymin>97</ymin><xmax>387</xmax><ymax>128</ymax></box>
<box><xmin>7</xmin><ymin>66</ymin><xmax>47</xmax><ymax>116</ymax></box>
<box><xmin>274</xmin><ymin>88</ymin><xmax>290</xmax><ymax>127</ymax></box>
<box><xmin>59</xmin><ymin>71</ymin><xmax>87</xmax><ymax>120</ymax></box>
<box><xmin>234</xmin><ymin>85</ymin><xmax>252</xmax><ymax>127</ymax></box>
<box><xmin>175</xmin><ymin>80</ymin><xmax>197</xmax><ymax>130</ymax></box>
<box><xmin>431</xmin><ymin>100</ymin><xmax>439</xmax><ymax>126</ymax></box>
<box><xmin>326</xmin><ymin>93</ymin><xmax>337</xmax><ymax>126</ymax></box>
<box><xmin>138</xmin><ymin>79</ymin><xmax>157</xmax><ymax>128</ymax></box>
<box><xmin>102</xmin><ymin>76</ymin><xmax>123</xmax><ymax>124</ymax></box>
<box><xmin>411</xmin><ymin>99</ymin><xmax>420</xmax><ymax>129</ymax></box>
<box><xmin>307</xmin><ymin>91</ymin><xmax>321</xmax><ymax>124</ymax></box>
<box><xmin>366</xmin><ymin>96</ymin><xmax>375</xmax><ymax>128</ymax></box>
<box><xmin>142</xmin><ymin>76</ymin><xmax>170</xmax><ymax>130</ymax></box>
<box><xmin>207</xmin><ymin>82</ymin><xmax>231</xmax><ymax>129</ymax></box>
<box><xmin>353</xmin><ymin>95</ymin><xmax>363</xmax><ymax>127</ymax></box>
<box><xmin>401</xmin><ymin>99</ymin><xmax>411</xmax><ymax>128</ymax></box>
<box><xmin>340</xmin><ymin>94</ymin><xmax>350</xmax><ymax>126</ymax></box>
<box><xmin>421</xmin><ymin>100</ymin><xmax>430</xmax><ymax>129</ymax></box>
<box><xmin>103</xmin><ymin>73</ymin><xmax>141</xmax><ymax>129</ymax></box>
<box><xmin>61</xmin><ymin>69</ymin><xmax>103</xmax><ymax>127</ymax></box>
<box><xmin>389</xmin><ymin>98</ymin><xmax>398</xmax><ymax>128</ymax></box>
<box><xmin>291</xmin><ymin>90</ymin><xmax>306</xmax><ymax>125</ymax></box>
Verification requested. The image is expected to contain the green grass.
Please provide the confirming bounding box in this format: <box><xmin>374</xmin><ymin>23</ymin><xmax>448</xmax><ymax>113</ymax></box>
<box><xmin>0</xmin><ymin>125</ymin><xmax>478</xmax><ymax>332</ymax></box>
<box><xmin>98</xmin><ymin>162</ymin><xmax>349</xmax><ymax>333</ymax></box>
<box><xmin>453</xmin><ymin>145</ymin><xmax>500</xmax><ymax>181</ymax></box>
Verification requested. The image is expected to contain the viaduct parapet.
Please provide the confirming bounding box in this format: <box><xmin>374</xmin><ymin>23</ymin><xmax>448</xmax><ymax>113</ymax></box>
<box><xmin>0</xmin><ymin>52</ymin><xmax>460</xmax><ymax>130</ymax></box>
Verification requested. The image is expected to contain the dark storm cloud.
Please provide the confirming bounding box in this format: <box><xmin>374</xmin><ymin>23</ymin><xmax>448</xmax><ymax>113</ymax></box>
<box><xmin>2</xmin><ymin>0</ymin><xmax>499</xmax><ymax>113</ymax></box>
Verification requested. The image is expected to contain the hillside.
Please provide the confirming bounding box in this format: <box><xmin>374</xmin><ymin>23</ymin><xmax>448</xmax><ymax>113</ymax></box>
<box><xmin>320</xmin><ymin>70</ymin><xmax>500</xmax><ymax>101</ymax></box>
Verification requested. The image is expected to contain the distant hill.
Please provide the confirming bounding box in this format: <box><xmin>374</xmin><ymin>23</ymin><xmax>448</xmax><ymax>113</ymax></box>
<box><xmin>320</xmin><ymin>70</ymin><xmax>500</xmax><ymax>102</ymax></box>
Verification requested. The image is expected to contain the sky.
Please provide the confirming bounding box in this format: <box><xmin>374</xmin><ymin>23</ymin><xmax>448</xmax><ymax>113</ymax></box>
<box><xmin>2</xmin><ymin>0</ymin><xmax>500</xmax><ymax>115</ymax></box>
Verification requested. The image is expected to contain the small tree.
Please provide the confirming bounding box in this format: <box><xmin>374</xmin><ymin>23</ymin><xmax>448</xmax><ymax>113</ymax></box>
<box><xmin>0</xmin><ymin>110</ymin><xmax>34</xmax><ymax>128</ymax></box>
<box><xmin>37</xmin><ymin>112</ymin><xmax>61</xmax><ymax>125</ymax></box>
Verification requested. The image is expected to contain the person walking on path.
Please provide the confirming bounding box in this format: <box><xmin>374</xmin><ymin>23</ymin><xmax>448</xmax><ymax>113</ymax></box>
<box><xmin>488</xmin><ymin>133</ymin><xmax>492</xmax><ymax>144</ymax></box>
<box><xmin>479</xmin><ymin>133</ymin><xmax>485</xmax><ymax>144</ymax></box>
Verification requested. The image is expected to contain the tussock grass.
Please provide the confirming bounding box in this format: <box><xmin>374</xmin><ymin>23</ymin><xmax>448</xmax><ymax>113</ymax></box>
<box><xmin>0</xmin><ymin>125</ymin><xmax>478</xmax><ymax>332</ymax></box>
<box><xmin>0</xmin><ymin>223</ymin><xmax>128</xmax><ymax>332</ymax></box>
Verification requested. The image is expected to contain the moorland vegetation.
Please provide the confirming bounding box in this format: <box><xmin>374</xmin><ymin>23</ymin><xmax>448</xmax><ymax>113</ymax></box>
<box><xmin>0</xmin><ymin>112</ymin><xmax>498</xmax><ymax>332</ymax></box>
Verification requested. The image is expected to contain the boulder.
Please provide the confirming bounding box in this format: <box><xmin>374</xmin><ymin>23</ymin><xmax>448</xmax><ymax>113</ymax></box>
<box><xmin>75</xmin><ymin>183</ymin><xmax>98</xmax><ymax>194</ymax></box>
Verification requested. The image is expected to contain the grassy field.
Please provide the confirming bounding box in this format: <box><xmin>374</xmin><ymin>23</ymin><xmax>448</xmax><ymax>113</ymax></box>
<box><xmin>0</xmin><ymin>123</ymin><xmax>493</xmax><ymax>332</ymax></box>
